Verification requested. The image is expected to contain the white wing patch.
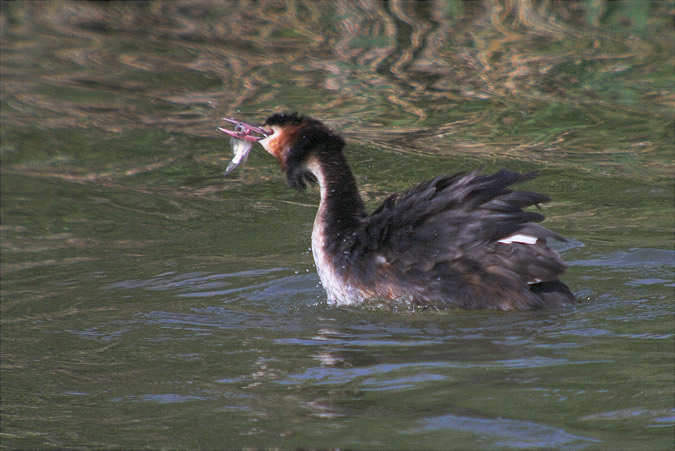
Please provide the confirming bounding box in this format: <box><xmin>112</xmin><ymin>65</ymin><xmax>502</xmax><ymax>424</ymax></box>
<box><xmin>498</xmin><ymin>233</ymin><xmax>538</xmax><ymax>245</ymax></box>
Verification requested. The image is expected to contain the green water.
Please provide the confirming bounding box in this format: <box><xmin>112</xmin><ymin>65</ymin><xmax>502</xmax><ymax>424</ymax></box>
<box><xmin>1</xmin><ymin>1</ymin><xmax>673</xmax><ymax>449</ymax></box>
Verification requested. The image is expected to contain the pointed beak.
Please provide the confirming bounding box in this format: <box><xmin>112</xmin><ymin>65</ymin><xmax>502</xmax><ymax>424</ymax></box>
<box><xmin>218</xmin><ymin>118</ymin><xmax>271</xmax><ymax>142</ymax></box>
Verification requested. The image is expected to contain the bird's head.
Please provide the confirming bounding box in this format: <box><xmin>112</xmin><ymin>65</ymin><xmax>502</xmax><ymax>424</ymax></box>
<box><xmin>219</xmin><ymin>112</ymin><xmax>344</xmax><ymax>190</ymax></box>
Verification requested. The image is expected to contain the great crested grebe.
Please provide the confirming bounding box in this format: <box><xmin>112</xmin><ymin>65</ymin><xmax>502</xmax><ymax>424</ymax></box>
<box><xmin>220</xmin><ymin>112</ymin><xmax>575</xmax><ymax>310</ymax></box>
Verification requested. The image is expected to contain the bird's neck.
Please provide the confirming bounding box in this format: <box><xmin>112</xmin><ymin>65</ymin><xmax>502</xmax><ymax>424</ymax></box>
<box><xmin>306</xmin><ymin>151</ymin><xmax>366</xmax><ymax>250</ymax></box>
<box><xmin>307</xmin><ymin>152</ymin><xmax>366</xmax><ymax>229</ymax></box>
<box><xmin>305</xmin><ymin>151</ymin><xmax>365</xmax><ymax>303</ymax></box>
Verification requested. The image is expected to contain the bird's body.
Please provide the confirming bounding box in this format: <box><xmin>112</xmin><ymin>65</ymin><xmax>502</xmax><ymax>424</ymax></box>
<box><xmin>221</xmin><ymin>113</ymin><xmax>575</xmax><ymax>310</ymax></box>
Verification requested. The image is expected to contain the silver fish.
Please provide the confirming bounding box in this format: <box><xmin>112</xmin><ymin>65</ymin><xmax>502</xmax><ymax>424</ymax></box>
<box><xmin>224</xmin><ymin>135</ymin><xmax>253</xmax><ymax>175</ymax></box>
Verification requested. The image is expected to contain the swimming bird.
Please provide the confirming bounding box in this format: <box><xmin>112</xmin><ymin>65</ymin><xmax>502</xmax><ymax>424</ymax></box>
<box><xmin>220</xmin><ymin>112</ymin><xmax>575</xmax><ymax>310</ymax></box>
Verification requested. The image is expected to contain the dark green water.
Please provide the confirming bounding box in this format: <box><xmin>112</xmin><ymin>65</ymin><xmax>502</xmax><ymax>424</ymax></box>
<box><xmin>1</xmin><ymin>1</ymin><xmax>673</xmax><ymax>449</ymax></box>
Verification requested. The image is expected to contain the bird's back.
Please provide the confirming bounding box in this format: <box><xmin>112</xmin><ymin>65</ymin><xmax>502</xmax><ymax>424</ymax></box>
<box><xmin>337</xmin><ymin>169</ymin><xmax>575</xmax><ymax>310</ymax></box>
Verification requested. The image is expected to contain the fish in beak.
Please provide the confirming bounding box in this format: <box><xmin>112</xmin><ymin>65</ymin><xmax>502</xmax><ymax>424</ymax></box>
<box><xmin>218</xmin><ymin>118</ymin><xmax>272</xmax><ymax>174</ymax></box>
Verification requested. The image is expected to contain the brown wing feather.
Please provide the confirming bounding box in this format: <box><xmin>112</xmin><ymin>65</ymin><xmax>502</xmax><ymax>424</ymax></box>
<box><xmin>346</xmin><ymin>169</ymin><xmax>573</xmax><ymax>309</ymax></box>
<box><xmin>359</xmin><ymin>169</ymin><xmax>550</xmax><ymax>271</ymax></box>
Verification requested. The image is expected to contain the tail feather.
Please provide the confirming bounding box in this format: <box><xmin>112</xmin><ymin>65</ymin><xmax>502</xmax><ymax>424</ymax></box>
<box><xmin>530</xmin><ymin>280</ymin><xmax>576</xmax><ymax>307</ymax></box>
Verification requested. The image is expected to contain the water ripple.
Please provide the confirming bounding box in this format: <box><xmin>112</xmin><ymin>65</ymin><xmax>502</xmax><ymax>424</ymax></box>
<box><xmin>410</xmin><ymin>413</ymin><xmax>600</xmax><ymax>449</ymax></box>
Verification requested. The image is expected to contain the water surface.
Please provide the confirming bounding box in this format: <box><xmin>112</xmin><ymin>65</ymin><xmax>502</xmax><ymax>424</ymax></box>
<box><xmin>1</xmin><ymin>1</ymin><xmax>673</xmax><ymax>449</ymax></box>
